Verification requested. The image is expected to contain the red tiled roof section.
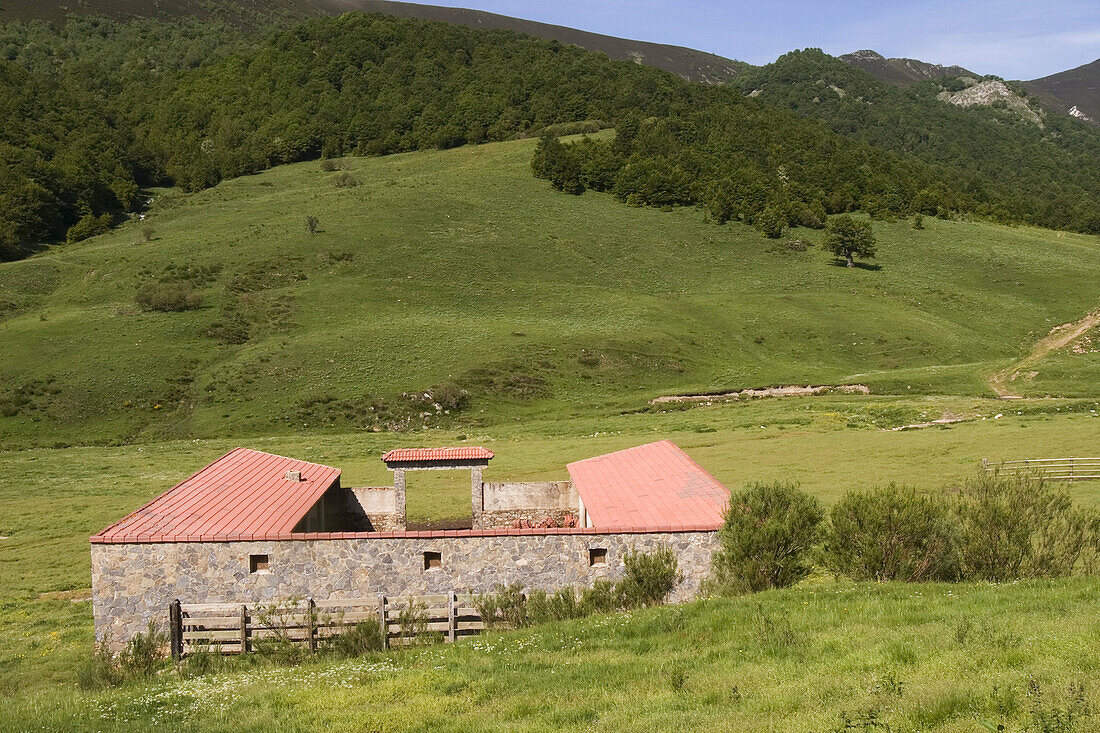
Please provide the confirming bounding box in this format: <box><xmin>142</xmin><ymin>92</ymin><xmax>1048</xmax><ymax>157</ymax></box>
<box><xmin>90</xmin><ymin>448</ymin><xmax>341</xmax><ymax>543</ymax></box>
<box><xmin>566</xmin><ymin>440</ymin><xmax>730</xmax><ymax>530</ymax></box>
<box><xmin>382</xmin><ymin>447</ymin><xmax>494</xmax><ymax>462</ymax></box>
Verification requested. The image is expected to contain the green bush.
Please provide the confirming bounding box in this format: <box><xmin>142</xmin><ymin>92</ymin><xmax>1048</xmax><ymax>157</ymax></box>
<box><xmin>579</xmin><ymin>579</ymin><xmax>619</xmax><ymax>615</ymax></box>
<box><xmin>324</xmin><ymin>621</ymin><xmax>385</xmax><ymax>657</ymax></box>
<box><xmin>823</xmin><ymin>484</ymin><xmax>960</xmax><ymax>582</ymax></box>
<box><xmin>711</xmin><ymin>481</ymin><xmax>824</xmax><ymax>594</ymax></box>
<box><xmin>136</xmin><ymin>282</ymin><xmax>203</xmax><ymax>312</ymax></box>
<box><xmin>954</xmin><ymin>472</ymin><xmax>1099</xmax><ymax>581</ymax></box>
<box><xmin>77</xmin><ymin>622</ymin><xmax>167</xmax><ymax>690</ymax></box>
<box><xmin>66</xmin><ymin>213</ymin><xmax>113</xmax><ymax>243</ymax></box>
<box><xmin>475</xmin><ymin>583</ymin><xmax>528</xmax><ymax>629</ymax></box>
<box><xmin>330</xmin><ymin>171</ymin><xmax>360</xmax><ymax>188</ymax></box>
<box><xmin>618</xmin><ymin>546</ymin><xmax>681</xmax><ymax>608</ymax></box>
<box><xmin>526</xmin><ymin>587</ymin><xmax>585</xmax><ymax>625</ymax></box>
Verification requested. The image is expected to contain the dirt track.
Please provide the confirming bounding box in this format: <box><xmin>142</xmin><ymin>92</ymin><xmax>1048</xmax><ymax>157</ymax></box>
<box><xmin>989</xmin><ymin>308</ymin><xmax>1100</xmax><ymax>398</ymax></box>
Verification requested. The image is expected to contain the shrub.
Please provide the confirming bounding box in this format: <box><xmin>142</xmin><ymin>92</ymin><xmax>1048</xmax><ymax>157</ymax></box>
<box><xmin>954</xmin><ymin>472</ymin><xmax>1098</xmax><ymax>581</ymax></box>
<box><xmin>66</xmin><ymin>213</ymin><xmax>113</xmax><ymax>243</ymax></box>
<box><xmin>618</xmin><ymin>546</ymin><xmax>681</xmax><ymax>608</ymax></box>
<box><xmin>139</xmin><ymin>225</ymin><xmax>155</xmax><ymax>242</ymax></box>
<box><xmin>711</xmin><ymin>481</ymin><xmax>824</xmax><ymax>594</ymax></box>
<box><xmin>325</xmin><ymin>621</ymin><xmax>384</xmax><ymax>657</ymax></box>
<box><xmin>330</xmin><ymin>171</ymin><xmax>360</xmax><ymax>188</ymax></box>
<box><xmin>305</xmin><ymin>215</ymin><xmax>319</xmax><ymax>234</ymax></box>
<box><xmin>475</xmin><ymin>582</ymin><xmax>527</xmax><ymax>629</ymax></box>
<box><xmin>136</xmin><ymin>282</ymin><xmax>203</xmax><ymax>312</ymax></box>
<box><xmin>823</xmin><ymin>484</ymin><xmax>960</xmax><ymax>582</ymax></box>
<box><xmin>756</xmin><ymin>205</ymin><xmax>788</xmax><ymax>238</ymax></box>
<box><xmin>179</xmin><ymin>641</ymin><xmax>225</xmax><ymax>678</ymax></box>
<box><xmin>319</xmin><ymin>159</ymin><xmax>338</xmax><ymax>171</ymax></box>
<box><xmin>394</xmin><ymin>600</ymin><xmax>437</xmax><ymax>646</ymax></box>
<box><xmin>579</xmin><ymin>579</ymin><xmax>618</xmax><ymax>614</ymax></box>
<box><xmin>430</xmin><ymin>381</ymin><xmax>468</xmax><ymax>411</ymax></box>
<box><xmin>526</xmin><ymin>587</ymin><xmax>585</xmax><ymax>625</ymax></box>
<box><xmin>77</xmin><ymin>622</ymin><xmax>167</xmax><ymax>690</ymax></box>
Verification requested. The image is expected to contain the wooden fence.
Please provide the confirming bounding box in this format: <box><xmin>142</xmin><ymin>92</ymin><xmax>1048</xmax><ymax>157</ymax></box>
<box><xmin>168</xmin><ymin>593</ymin><xmax>488</xmax><ymax>659</ymax></box>
<box><xmin>983</xmin><ymin>458</ymin><xmax>1100</xmax><ymax>482</ymax></box>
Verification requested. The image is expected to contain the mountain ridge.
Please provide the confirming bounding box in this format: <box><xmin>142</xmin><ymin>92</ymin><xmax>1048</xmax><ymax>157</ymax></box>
<box><xmin>0</xmin><ymin>0</ymin><xmax>748</xmax><ymax>84</ymax></box>
<box><xmin>838</xmin><ymin>49</ymin><xmax>977</xmax><ymax>86</ymax></box>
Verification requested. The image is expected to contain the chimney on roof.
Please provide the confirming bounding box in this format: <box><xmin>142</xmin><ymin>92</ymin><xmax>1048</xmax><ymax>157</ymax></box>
<box><xmin>284</xmin><ymin>470</ymin><xmax>303</xmax><ymax>482</ymax></box>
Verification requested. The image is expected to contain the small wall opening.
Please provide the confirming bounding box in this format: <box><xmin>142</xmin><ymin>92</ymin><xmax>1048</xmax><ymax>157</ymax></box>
<box><xmin>423</xmin><ymin>551</ymin><xmax>442</xmax><ymax>570</ymax></box>
<box><xmin>588</xmin><ymin>548</ymin><xmax>607</xmax><ymax>567</ymax></box>
<box><xmin>249</xmin><ymin>554</ymin><xmax>270</xmax><ymax>574</ymax></box>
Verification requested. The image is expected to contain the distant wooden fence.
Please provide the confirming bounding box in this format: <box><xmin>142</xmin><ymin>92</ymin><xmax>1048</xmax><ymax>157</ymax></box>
<box><xmin>168</xmin><ymin>593</ymin><xmax>488</xmax><ymax>659</ymax></box>
<box><xmin>983</xmin><ymin>458</ymin><xmax>1100</xmax><ymax>482</ymax></box>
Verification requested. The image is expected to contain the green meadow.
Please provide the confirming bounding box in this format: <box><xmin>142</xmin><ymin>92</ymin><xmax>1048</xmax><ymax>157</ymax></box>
<box><xmin>1</xmin><ymin>136</ymin><xmax>1099</xmax><ymax>448</ymax></box>
<box><xmin>1</xmin><ymin>137</ymin><xmax>1098</xmax><ymax>729</ymax></box>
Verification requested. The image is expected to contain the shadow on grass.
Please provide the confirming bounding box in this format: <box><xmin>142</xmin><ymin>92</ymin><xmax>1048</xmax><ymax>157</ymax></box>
<box><xmin>828</xmin><ymin>258</ymin><xmax>882</xmax><ymax>271</ymax></box>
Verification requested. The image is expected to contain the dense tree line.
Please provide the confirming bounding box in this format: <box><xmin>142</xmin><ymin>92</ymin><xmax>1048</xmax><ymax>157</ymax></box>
<box><xmin>736</xmin><ymin>49</ymin><xmax>1100</xmax><ymax>233</ymax></box>
<box><xmin>1</xmin><ymin>14</ymin><xmax>1098</xmax><ymax>260</ymax></box>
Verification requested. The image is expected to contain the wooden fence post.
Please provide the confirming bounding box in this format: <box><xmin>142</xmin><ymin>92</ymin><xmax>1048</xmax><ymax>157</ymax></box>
<box><xmin>379</xmin><ymin>594</ymin><xmax>388</xmax><ymax>650</ymax></box>
<box><xmin>239</xmin><ymin>604</ymin><xmax>248</xmax><ymax>655</ymax></box>
<box><xmin>308</xmin><ymin>598</ymin><xmax>317</xmax><ymax>654</ymax></box>
<box><xmin>169</xmin><ymin>599</ymin><xmax>182</xmax><ymax>661</ymax></box>
<box><xmin>448</xmin><ymin>591</ymin><xmax>456</xmax><ymax>644</ymax></box>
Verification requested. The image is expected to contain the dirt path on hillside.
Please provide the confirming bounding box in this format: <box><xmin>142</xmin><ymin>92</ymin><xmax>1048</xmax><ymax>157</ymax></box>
<box><xmin>650</xmin><ymin>384</ymin><xmax>869</xmax><ymax>404</ymax></box>
<box><xmin>989</xmin><ymin>307</ymin><xmax>1100</xmax><ymax>398</ymax></box>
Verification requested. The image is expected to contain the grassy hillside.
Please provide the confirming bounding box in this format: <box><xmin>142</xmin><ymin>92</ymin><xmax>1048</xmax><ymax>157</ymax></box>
<box><xmin>1</xmin><ymin>137</ymin><xmax>1099</xmax><ymax>448</ymax></box>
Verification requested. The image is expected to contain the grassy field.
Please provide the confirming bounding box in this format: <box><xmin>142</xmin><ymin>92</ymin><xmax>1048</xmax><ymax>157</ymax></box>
<box><xmin>1</xmin><ymin>578</ymin><xmax>1097</xmax><ymax>732</ymax></box>
<box><xmin>1</xmin><ymin>136</ymin><xmax>1098</xmax><ymax>449</ymax></box>
<box><xmin>1</xmin><ymin>398</ymin><xmax>1097</xmax><ymax>701</ymax></box>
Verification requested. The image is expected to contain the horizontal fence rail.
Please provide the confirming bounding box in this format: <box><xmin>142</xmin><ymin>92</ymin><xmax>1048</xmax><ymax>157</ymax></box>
<box><xmin>983</xmin><ymin>458</ymin><xmax>1100</xmax><ymax>482</ymax></box>
<box><xmin>169</xmin><ymin>592</ymin><xmax>491</xmax><ymax>659</ymax></box>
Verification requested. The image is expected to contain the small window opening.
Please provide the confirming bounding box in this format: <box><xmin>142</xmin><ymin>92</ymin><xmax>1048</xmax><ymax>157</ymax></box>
<box><xmin>588</xmin><ymin>548</ymin><xmax>607</xmax><ymax>567</ymax></box>
<box><xmin>249</xmin><ymin>554</ymin><xmax>270</xmax><ymax>574</ymax></box>
<box><xmin>423</xmin><ymin>551</ymin><xmax>442</xmax><ymax>570</ymax></box>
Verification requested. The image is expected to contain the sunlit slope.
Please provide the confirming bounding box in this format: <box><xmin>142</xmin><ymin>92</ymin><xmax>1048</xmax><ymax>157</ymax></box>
<box><xmin>1</xmin><ymin>136</ymin><xmax>1098</xmax><ymax>447</ymax></box>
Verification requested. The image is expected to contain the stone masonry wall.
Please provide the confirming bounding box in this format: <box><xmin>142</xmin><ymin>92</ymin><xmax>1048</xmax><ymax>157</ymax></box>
<box><xmin>345</xmin><ymin>487</ymin><xmax>402</xmax><ymax>531</ymax></box>
<box><xmin>90</xmin><ymin>531</ymin><xmax>717</xmax><ymax>647</ymax></box>
<box><xmin>479</xmin><ymin>481</ymin><xmax>576</xmax><ymax>528</ymax></box>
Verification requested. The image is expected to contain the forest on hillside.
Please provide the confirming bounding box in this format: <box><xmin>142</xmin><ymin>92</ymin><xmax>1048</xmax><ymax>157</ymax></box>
<box><xmin>2</xmin><ymin>11</ymin><xmax>1098</xmax><ymax>261</ymax></box>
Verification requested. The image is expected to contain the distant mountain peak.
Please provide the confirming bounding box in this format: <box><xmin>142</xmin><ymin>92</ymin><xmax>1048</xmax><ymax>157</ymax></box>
<box><xmin>846</xmin><ymin>50</ymin><xmax>885</xmax><ymax>61</ymax></box>
<box><xmin>839</xmin><ymin>49</ymin><xmax>976</xmax><ymax>86</ymax></box>
<box><xmin>1021</xmin><ymin>58</ymin><xmax>1099</xmax><ymax>126</ymax></box>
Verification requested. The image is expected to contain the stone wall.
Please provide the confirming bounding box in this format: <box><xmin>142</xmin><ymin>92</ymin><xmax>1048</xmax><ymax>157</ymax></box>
<box><xmin>478</xmin><ymin>481</ymin><xmax>576</xmax><ymax>528</ymax></box>
<box><xmin>344</xmin><ymin>487</ymin><xmax>402</xmax><ymax>531</ymax></box>
<box><xmin>480</xmin><ymin>508</ymin><xmax>576</xmax><ymax>528</ymax></box>
<box><xmin>90</xmin><ymin>530</ymin><xmax>717</xmax><ymax>647</ymax></box>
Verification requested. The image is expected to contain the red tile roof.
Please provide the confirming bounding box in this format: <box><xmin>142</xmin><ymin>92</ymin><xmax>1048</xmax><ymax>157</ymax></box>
<box><xmin>382</xmin><ymin>447</ymin><xmax>494</xmax><ymax>463</ymax></box>
<box><xmin>90</xmin><ymin>448</ymin><xmax>341</xmax><ymax>543</ymax></box>
<box><xmin>566</xmin><ymin>440</ymin><xmax>730</xmax><ymax>529</ymax></box>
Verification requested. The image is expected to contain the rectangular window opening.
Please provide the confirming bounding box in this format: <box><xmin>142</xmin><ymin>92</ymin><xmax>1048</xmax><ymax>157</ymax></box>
<box><xmin>249</xmin><ymin>554</ymin><xmax>270</xmax><ymax>574</ymax></box>
<box><xmin>588</xmin><ymin>548</ymin><xmax>607</xmax><ymax>567</ymax></box>
<box><xmin>423</xmin><ymin>551</ymin><xmax>442</xmax><ymax>570</ymax></box>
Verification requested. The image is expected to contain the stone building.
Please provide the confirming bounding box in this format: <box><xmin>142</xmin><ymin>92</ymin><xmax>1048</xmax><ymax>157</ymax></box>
<box><xmin>90</xmin><ymin>440</ymin><xmax>730</xmax><ymax>646</ymax></box>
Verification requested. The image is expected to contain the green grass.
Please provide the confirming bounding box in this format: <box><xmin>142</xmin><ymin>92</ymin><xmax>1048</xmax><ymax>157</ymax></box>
<box><xmin>1</xmin><ymin>136</ymin><xmax>1098</xmax><ymax>448</ymax></box>
<box><xmin>1</xmin><ymin>578</ymin><xmax>1097</xmax><ymax>732</ymax></box>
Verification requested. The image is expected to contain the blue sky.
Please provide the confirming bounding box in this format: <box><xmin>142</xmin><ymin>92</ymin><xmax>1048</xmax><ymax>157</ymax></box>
<box><xmin>427</xmin><ymin>1</ymin><xmax>1099</xmax><ymax>79</ymax></box>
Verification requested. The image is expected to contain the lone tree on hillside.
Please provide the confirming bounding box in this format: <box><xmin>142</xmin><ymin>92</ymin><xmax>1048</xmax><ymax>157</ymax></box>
<box><xmin>824</xmin><ymin>214</ymin><xmax>876</xmax><ymax>267</ymax></box>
